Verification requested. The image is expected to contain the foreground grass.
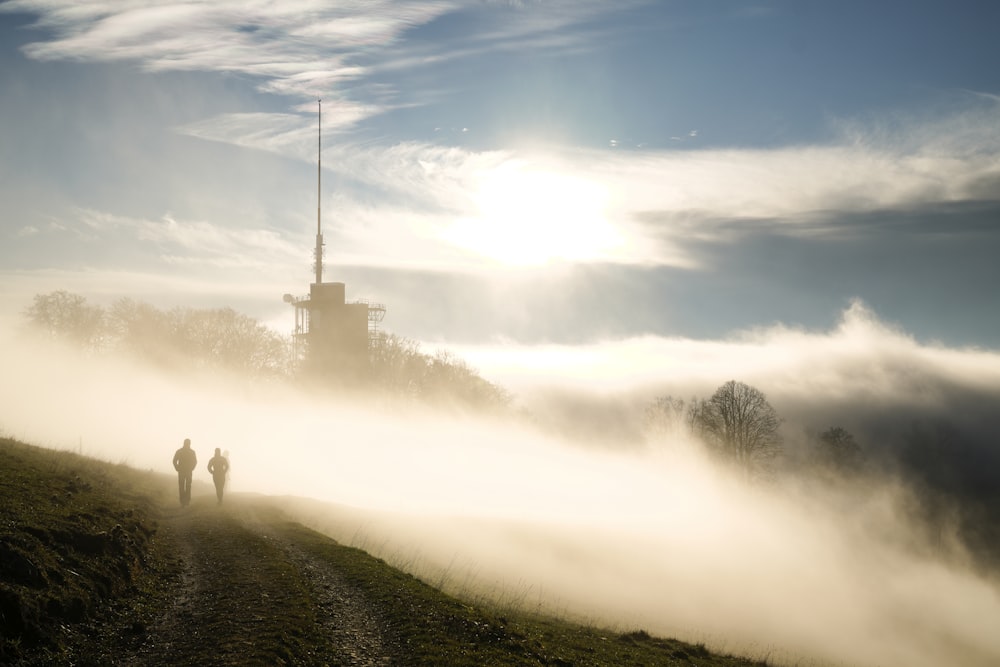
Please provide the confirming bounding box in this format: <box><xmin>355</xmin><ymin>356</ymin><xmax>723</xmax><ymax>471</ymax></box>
<box><xmin>0</xmin><ymin>437</ymin><xmax>180</xmax><ymax>664</ymax></box>
<box><xmin>1</xmin><ymin>437</ymin><xmax>765</xmax><ymax>666</ymax></box>
<box><xmin>277</xmin><ymin>518</ymin><xmax>761</xmax><ymax>666</ymax></box>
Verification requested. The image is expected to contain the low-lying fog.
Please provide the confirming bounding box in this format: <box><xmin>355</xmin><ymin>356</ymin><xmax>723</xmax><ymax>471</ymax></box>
<box><xmin>2</xmin><ymin>302</ymin><xmax>999</xmax><ymax>667</ymax></box>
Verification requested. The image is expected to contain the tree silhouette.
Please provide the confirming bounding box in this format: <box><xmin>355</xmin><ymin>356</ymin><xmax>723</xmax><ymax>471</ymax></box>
<box><xmin>23</xmin><ymin>291</ymin><xmax>511</xmax><ymax>412</ymax></box>
<box><xmin>692</xmin><ymin>380</ymin><xmax>782</xmax><ymax>479</ymax></box>
<box><xmin>25</xmin><ymin>291</ymin><xmax>289</xmax><ymax>377</ymax></box>
<box><xmin>369</xmin><ymin>333</ymin><xmax>510</xmax><ymax>411</ymax></box>
<box><xmin>24</xmin><ymin>290</ymin><xmax>105</xmax><ymax>350</ymax></box>
<box><xmin>814</xmin><ymin>426</ymin><xmax>864</xmax><ymax>472</ymax></box>
<box><xmin>643</xmin><ymin>395</ymin><xmax>690</xmax><ymax>442</ymax></box>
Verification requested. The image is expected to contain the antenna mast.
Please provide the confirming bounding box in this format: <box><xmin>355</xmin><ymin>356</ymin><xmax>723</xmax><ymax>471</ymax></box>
<box><xmin>314</xmin><ymin>99</ymin><xmax>324</xmax><ymax>284</ymax></box>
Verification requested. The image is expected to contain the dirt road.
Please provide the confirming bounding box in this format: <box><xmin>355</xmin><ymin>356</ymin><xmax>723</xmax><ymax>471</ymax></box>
<box><xmin>125</xmin><ymin>498</ymin><xmax>399</xmax><ymax>666</ymax></box>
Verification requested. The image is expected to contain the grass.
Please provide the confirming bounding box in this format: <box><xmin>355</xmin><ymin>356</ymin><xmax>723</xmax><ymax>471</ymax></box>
<box><xmin>276</xmin><ymin>518</ymin><xmax>763</xmax><ymax>666</ymax></box>
<box><xmin>0</xmin><ymin>437</ymin><xmax>180</xmax><ymax>664</ymax></box>
<box><xmin>1</xmin><ymin>436</ymin><xmax>768</xmax><ymax>666</ymax></box>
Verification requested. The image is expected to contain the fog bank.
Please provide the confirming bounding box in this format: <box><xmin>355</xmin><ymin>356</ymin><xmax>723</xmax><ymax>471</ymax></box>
<box><xmin>2</xmin><ymin>310</ymin><xmax>999</xmax><ymax>666</ymax></box>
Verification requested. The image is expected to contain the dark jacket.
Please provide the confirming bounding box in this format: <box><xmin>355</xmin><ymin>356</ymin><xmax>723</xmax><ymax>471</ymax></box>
<box><xmin>207</xmin><ymin>455</ymin><xmax>229</xmax><ymax>479</ymax></box>
<box><xmin>173</xmin><ymin>447</ymin><xmax>197</xmax><ymax>473</ymax></box>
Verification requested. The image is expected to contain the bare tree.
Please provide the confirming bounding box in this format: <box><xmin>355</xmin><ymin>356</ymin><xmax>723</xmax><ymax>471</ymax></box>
<box><xmin>25</xmin><ymin>291</ymin><xmax>290</xmax><ymax>378</ymax></box>
<box><xmin>23</xmin><ymin>290</ymin><xmax>106</xmax><ymax>350</ymax></box>
<box><xmin>369</xmin><ymin>333</ymin><xmax>511</xmax><ymax>411</ymax></box>
<box><xmin>24</xmin><ymin>290</ymin><xmax>508</xmax><ymax>402</ymax></box>
<box><xmin>694</xmin><ymin>380</ymin><xmax>782</xmax><ymax>478</ymax></box>
<box><xmin>158</xmin><ymin>306</ymin><xmax>289</xmax><ymax>376</ymax></box>
<box><xmin>815</xmin><ymin>426</ymin><xmax>864</xmax><ymax>472</ymax></box>
<box><xmin>369</xmin><ymin>332</ymin><xmax>425</xmax><ymax>396</ymax></box>
<box><xmin>644</xmin><ymin>395</ymin><xmax>689</xmax><ymax>442</ymax></box>
<box><xmin>423</xmin><ymin>350</ymin><xmax>511</xmax><ymax>411</ymax></box>
<box><xmin>107</xmin><ymin>297</ymin><xmax>173</xmax><ymax>363</ymax></box>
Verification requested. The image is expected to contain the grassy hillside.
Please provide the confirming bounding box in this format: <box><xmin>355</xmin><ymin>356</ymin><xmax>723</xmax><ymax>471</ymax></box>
<box><xmin>0</xmin><ymin>437</ymin><xmax>766</xmax><ymax>666</ymax></box>
<box><xmin>0</xmin><ymin>438</ymin><xmax>180</xmax><ymax>664</ymax></box>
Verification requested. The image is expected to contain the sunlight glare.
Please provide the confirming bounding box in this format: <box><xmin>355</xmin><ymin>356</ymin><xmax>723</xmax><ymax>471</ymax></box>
<box><xmin>444</xmin><ymin>161</ymin><xmax>620</xmax><ymax>265</ymax></box>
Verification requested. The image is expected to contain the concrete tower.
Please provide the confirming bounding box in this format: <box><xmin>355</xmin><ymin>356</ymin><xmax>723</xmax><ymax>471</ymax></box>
<box><xmin>284</xmin><ymin>101</ymin><xmax>383</xmax><ymax>382</ymax></box>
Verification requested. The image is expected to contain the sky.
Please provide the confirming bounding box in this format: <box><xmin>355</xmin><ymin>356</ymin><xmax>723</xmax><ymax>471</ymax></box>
<box><xmin>1</xmin><ymin>0</ymin><xmax>999</xmax><ymax>354</ymax></box>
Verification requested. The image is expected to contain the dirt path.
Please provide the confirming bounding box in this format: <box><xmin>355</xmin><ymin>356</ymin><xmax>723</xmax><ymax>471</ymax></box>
<box><xmin>125</xmin><ymin>496</ymin><xmax>397</xmax><ymax>666</ymax></box>
<box><xmin>240</xmin><ymin>504</ymin><xmax>394</xmax><ymax>667</ymax></box>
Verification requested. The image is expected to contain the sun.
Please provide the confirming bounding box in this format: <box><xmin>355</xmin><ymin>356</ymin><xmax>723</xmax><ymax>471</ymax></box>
<box><xmin>444</xmin><ymin>161</ymin><xmax>621</xmax><ymax>266</ymax></box>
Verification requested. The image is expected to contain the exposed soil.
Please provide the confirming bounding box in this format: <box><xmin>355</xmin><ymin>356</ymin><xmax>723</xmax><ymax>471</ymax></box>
<box><xmin>124</xmin><ymin>498</ymin><xmax>400</xmax><ymax>666</ymax></box>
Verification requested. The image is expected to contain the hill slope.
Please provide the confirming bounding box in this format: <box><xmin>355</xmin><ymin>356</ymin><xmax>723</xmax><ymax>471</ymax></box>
<box><xmin>0</xmin><ymin>438</ymin><xmax>765</xmax><ymax>666</ymax></box>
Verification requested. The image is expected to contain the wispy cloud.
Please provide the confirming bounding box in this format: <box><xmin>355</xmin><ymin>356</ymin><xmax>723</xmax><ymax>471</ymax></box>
<box><xmin>4</xmin><ymin>0</ymin><xmax>457</xmax><ymax>125</ymax></box>
<box><xmin>373</xmin><ymin>0</ymin><xmax>653</xmax><ymax>68</ymax></box>
<box><xmin>4</xmin><ymin>0</ymin><xmax>646</xmax><ymax>127</ymax></box>
<box><xmin>175</xmin><ymin>96</ymin><xmax>1000</xmax><ymax>274</ymax></box>
<box><xmin>73</xmin><ymin>209</ymin><xmax>303</xmax><ymax>275</ymax></box>
<box><xmin>14</xmin><ymin>1</ymin><xmax>997</xmax><ymax>275</ymax></box>
<box><xmin>9</xmin><ymin>1</ymin><xmax>449</xmax><ymax>71</ymax></box>
<box><xmin>453</xmin><ymin>299</ymin><xmax>1000</xmax><ymax>398</ymax></box>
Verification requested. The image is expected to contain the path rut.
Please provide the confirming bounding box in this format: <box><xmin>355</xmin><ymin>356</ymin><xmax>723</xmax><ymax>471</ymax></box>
<box><xmin>124</xmin><ymin>498</ymin><xmax>397</xmax><ymax>666</ymax></box>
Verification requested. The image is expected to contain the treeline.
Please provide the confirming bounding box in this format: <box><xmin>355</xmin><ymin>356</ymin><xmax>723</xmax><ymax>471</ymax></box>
<box><xmin>368</xmin><ymin>334</ymin><xmax>511</xmax><ymax>411</ymax></box>
<box><xmin>645</xmin><ymin>380</ymin><xmax>1000</xmax><ymax>569</ymax></box>
<box><xmin>24</xmin><ymin>291</ymin><xmax>288</xmax><ymax>375</ymax></box>
<box><xmin>644</xmin><ymin>380</ymin><xmax>863</xmax><ymax>482</ymax></box>
<box><xmin>22</xmin><ymin>290</ymin><xmax>510</xmax><ymax>412</ymax></box>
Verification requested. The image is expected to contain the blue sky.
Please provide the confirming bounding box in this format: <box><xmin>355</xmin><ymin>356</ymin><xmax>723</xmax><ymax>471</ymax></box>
<box><xmin>2</xmin><ymin>0</ymin><xmax>999</xmax><ymax>355</ymax></box>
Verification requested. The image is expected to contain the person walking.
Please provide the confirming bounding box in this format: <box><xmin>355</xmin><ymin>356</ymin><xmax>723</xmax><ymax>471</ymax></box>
<box><xmin>207</xmin><ymin>447</ymin><xmax>230</xmax><ymax>505</ymax></box>
<box><xmin>172</xmin><ymin>438</ymin><xmax>197</xmax><ymax>507</ymax></box>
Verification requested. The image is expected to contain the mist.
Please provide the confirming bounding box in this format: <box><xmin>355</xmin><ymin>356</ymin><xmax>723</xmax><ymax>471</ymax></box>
<box><xmin>2</xmin><ymin>304</ymin><xmax>1000</xmax><ymax>667</ymax></box>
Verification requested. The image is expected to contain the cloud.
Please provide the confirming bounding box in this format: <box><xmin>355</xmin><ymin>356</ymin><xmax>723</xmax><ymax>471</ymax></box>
<box><xmin>4</xmin><ymin>0</ymin><xmax>646</xmax><ymax>131</ymax></box>
<box><xmin>11</xmin><ymin>1</ymin><xmax>997</xmax><ymax>276</ymax></box>
<box><xmin>169</xmin><ymin>95</ymin><xmax>1000</xmax><ymax>276</ymax></box>
<box><xmin>180</xmin><ymin>112</ymin><xmax>343</xmax><ymax>155</ymax></box>
<box><xmin>68</xmin><ymin>208</ymin><xmax>302</xmax><ymax>270</ymax></box>
<box><xmin>414</xmin><ymin>0</ymin><xmax>651</xmax><ymax>57</ymax></box>
<box><xmin>5</xmin><ymin>101</ymin><xmax>998</xmax><ymax>350</ymax></box>
<box><xmin>3</xmin><ymin>0</ymin><xmax>456</xmax><ymax>134</ymax></box>
<box><xmin>0</xmin><ymin>206</ymin><xmax>309</xmax><ymax>334</ymax></box>
<box><xmin>12</xmin><ymin>108</ymin><xmax>997</xmax><ymax>350</ymax></box>
<box><xmin>450</xmin><ymin>299</ymin><xmax>1000</xmax><ymax>405</ymax></box>
<box><xmin>9</xmin><ymin>1</ymin><xmax>448</xmax><ymax>73</ymax></box>
<box><xmin>349</xmin><ymin>0</ymin><xmax>658</xmax><ymax>87</ymax></box>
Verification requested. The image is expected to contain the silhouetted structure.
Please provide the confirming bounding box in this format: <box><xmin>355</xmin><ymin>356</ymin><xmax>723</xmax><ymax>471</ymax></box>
<box><xmin>284</xmin><ymin>100</ymin><xmax>386</xmax><ymax>382</ymax></box>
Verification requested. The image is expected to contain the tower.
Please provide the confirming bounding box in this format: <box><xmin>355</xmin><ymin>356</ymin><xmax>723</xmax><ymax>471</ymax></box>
<box><xmin>284</xmin><ymin>100</ymin><xmax>384</xmax><ymax>382</ymax></box>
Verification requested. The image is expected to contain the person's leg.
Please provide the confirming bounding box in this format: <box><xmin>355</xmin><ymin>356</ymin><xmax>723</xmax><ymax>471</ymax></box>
<box><xmin>178</xmin><ymin>474</ymin><xmax>185</xmax><ymax>505</ymax></box>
